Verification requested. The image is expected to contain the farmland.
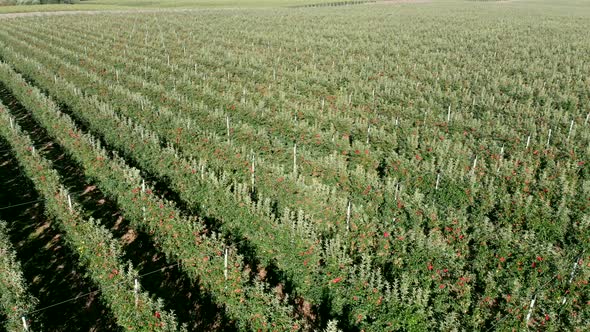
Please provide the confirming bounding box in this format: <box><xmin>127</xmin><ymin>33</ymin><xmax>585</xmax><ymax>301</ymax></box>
<box><xmin>0</xmin><ymin>0</ymin><xmax>589</xmax><ymax>331</ymax></box>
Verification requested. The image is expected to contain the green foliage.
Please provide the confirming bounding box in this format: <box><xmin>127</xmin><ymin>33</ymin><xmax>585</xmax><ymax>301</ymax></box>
<box><xmin>0</xmin><ymin>220</ymin><xmax>38</xmax><ymax>332</ymax></box>
<box><xmin>0</xmin><ymin>72</ymin><xmax>181</xmax><ymax>331</ymax></box>
<box><xmin>0</xmin><ymin>1</ymin><xmax>589</xmax><ymax>329</ymax></box>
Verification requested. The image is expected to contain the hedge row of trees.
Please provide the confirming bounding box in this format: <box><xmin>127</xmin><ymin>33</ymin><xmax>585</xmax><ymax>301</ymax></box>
<box><xmin>0</xmin><ymin>0</ymin><xmax>77</xmax><ymax>6</ymax></box>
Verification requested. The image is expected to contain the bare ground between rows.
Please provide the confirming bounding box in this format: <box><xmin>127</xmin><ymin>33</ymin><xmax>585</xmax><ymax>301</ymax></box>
<box><xmin>0</xmin><ymin>82</ymin><xmax>235</xmax><ymax>331</ymax></box>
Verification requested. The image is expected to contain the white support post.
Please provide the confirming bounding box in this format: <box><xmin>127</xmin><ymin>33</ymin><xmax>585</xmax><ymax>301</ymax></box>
<box><xmin>346</xmin><ymin>200</ymin><xmax>351</xmax><ymax>232</ymax></box>
<box><xmin>68</xmin><ymin>195</ymin><xmax>73</xmax><ymax>212</ymax></box>
<box><xmin>293</xmin><ymin>143</ymin><xmax>297</xmax><ymax>177</ymax></box>
<box><xmin>251</xmin><ymin>155</ymin><xmax>255</xmax><ymax>191</ymax></box>
<box><xmin>226</xmin><ymin>115</ymin><xmax>230</xmax><ymax>142</ymax></box>
<box><xmin>447</xmin><ymin>105</ymin><xmax>451</xmax><ymax>123</ymax></box>
<box><xmin>546</xmin><ymin>129</ymin><xmax>552</xmax><ymax>147</ymax></box>
<box><xmin>9</xmin><ymin>117</ymin><xmax>13</xmax><ymax>129</ymax></box>
<box><xmin>115</xmin><ymin>70</ymin><xmax>119</xmax><ymax>83</ymax></box>
<box><xmin>471</xmin><ymin>156</ymin><xmax>478</xmax><ymax>176</ymax></box>
<box><xmin>224</xmin><ymin>247</ymin><xmax>229</xmax><ymax>280</ymax></box>
<box><xmin>21</xmin><ymin>316</ymin><xmax>29</xmax><ymax>331</ymax></box>
<box><xmin>562</xmin><ymin>256</ymin><xmax>580</xmax><ymax>305</ymax></box>
<box><xmin>497</xmin><ymin>145</ymin><xmax>504</xmax><ymax>173</ymax></box>
<box><xmin>585</xmin><ymin>113</ymin><xmax>590</xmax><ymax>126</ymax></box>
<box><xmin>526</xmin><ymin>135</ymin><xmax>531</xmax><ymax>149</ymax></box>
<box><xmin>435</xmin><ymin>173</ymin><xmax>441</xmax><ymax>190</ymax></box>
<box><xmin>567</xmin><ymin>120</ymin><xmax>574</xmax><ymax>141</ymax></box>
<box><xmin>526</xmin><ymin>294</ymin><xmax>537</xmax><ymax>325</ymax></box>
<box><xmin>366</xmin><ymin>125</ymin><xmax>371</xmax><ymax>145</ymax></box>
<box><xmin>134</xmin><ymin>278</ymin><xmax>140</xmax><ymax>308</ymax></box>
<box><xmin>321</xmin><ymin>98</ymin><xmax>325</xmax><ymax>111</ymax></box>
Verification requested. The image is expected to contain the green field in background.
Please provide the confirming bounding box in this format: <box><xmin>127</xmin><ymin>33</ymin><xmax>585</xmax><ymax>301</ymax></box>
<box><xmin>0</xmin><ymin>0</ymin><xmax>371</xmax><ymax>13</ymax></box>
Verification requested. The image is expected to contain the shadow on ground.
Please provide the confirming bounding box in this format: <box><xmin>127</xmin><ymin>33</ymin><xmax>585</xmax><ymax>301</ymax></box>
<box><xmin>0</xmin><ymin>138</ymin><xmax>120</xmax><ymax>332</ymax></box>
<box><xmin>0</xmin><ymin>77</ymin><xmax>235</xmax><ymax>331</ymax></box>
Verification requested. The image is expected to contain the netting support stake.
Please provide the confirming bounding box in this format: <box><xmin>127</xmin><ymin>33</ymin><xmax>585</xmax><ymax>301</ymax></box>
<box><xmin>134</xmin><ymin>278</ymin><xmax>140</xmax><ymax>308</ymax></box>
<box><xmin>525</xmin><ymin>294</ymin><xmax>536</xmax><ymax>324</ymax></box>
<box><xmin>22</xmin><ymin>316</ymin><xmax>29</xmax><ymax>331</ymax></box>
<box><xmin>447</xmin><ymin>105</ymin><xmax>451</xmax><ymax>123</ymax></box>
<box><xmin>346</xmin><ymin>200</ymin><xmax>351</xmax><ymax>232</ymax></box>
<box><xmin>435</xmin><ymin>173</ymin><xmax>440</xmax><ymax>190</ymax></box>
<box><xmin>293</xmin><ymin>143</ymin><xmax>297</xmax><ymax>177</ymax></box>
<box><xmin>567</xmin><ymin>120</ymin><xmax>574</xmax><ymax>141</ymax></box>
<box><xmin>224</xmin><ymin>247</ymin><xmax>229</xmax><ymax>280</ymax></box>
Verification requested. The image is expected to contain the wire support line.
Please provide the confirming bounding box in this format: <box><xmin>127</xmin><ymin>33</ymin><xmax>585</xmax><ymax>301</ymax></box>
<box><xmin>0</xmin><ymin>262</ymin><xmax>182</xmax><ymax>326</ymax></box>
<box><xmin>0</xmin><ymin>187</ymin><xmax>94</xmax><ymax>211</ymax></box>
<box><xmin>0</xmin><ymin>171</ymin><xmax>169</xmax><ymax>212</ymax></box>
